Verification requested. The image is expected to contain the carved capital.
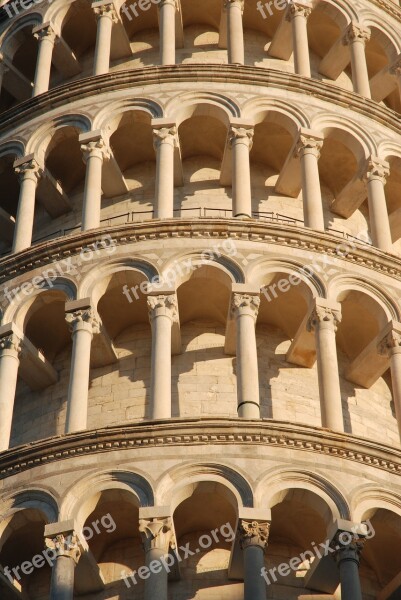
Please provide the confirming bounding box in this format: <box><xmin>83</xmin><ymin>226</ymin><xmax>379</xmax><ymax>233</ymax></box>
<box><xmin>33</xmin><ymin>24</ymin><xmax>57</xmax><ymax>44</ymax></box>
<box><xmin>330</xmin><ymin>532</ymin><xmax>365</xmax><ymax>565</ymax></box>
<box><xmin>14</xmin><ymin>157</ymin><xmax>42</xmax><ymax>183</ymax></box>
<box><xmin>363</xmin><ymin>157</ymin><xmax>390</xmax><ymax>185</ymax></box>
<box><xmin>139</xmin><ymin>517</ymin><xmax>174</xmax><ymax>553</ymax></box>
<box><xmin>228</xmin><ymin>126</ymin><xmax>254</xmax><ymax>150</ymax></box>
<box><xmin>80</xmin><ymin>137</ymin><xmax>110</xmax><ymax>163</ymax></box>
<box><xmin>378</xmin><ymin>329</ymin><xmax>401</xmax><ymax>357</ymax></box>
<box><xmin>295</xmin><ymin>133</ymin><xmax>323</xmax><ymax>159</ymax></box>
<box><xmin>0</xmin><ymin>333</ymin><xmax>22</xmax><ymax>357</ymax></box>
<box><xmin>224</xmin><ymin>0</ymin><xmax>244</xmax><ymax>12</ymax></box>
<box><xmin>153</xmin><ymin>126</ymin><xmax>179</xmax><ymax>151</ymax></box>
<box><xmin>159</xmin><ymin>0</ymin><xmax>178</xmax><ymax>8</ymax></box>
<box><xmin>45</xmin><ymin>533</ymin><xmax>81</xmax><ymax>564</ymax></box>
<box><xmin>65</xmin><ymin>307</ymin><xmax>101</xmax><ymax>335</ymax></box>
<box><xmin>238</xmin><ymin>519</ymin><xmax>270</xmax><ymax>551</ymax></box>
<box><xmin>231</xmin><ymin>293</ymin><xmax>260</xmax><ymax>321</ymax></box>
<box><xmin>286</xmin><ymin>2</ymin><xmax>312</xmax><ymax>20</ymax></box>
<box><xmin>92</xmin><ymin>2</ymin><xmax>119</xmax><ymax>22</ymax></box>
<box><xmin>148</xmin><ymin>294</ymin><xmax>178</xmax><ymax>322</ymax></box>
<box><xmin>307</xmin><ymin>305</ymin><xmax>341</xmax><ymax>333</ymax></box>
<box><xmin>343</xmin><ymin>23</ymin><xmax>371</xmax><ymax>46</ymax></box>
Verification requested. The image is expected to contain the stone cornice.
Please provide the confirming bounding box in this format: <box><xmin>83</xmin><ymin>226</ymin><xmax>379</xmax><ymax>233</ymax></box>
<box><xmin>1</xmin><ymin>418</ymin><xmax>401</xmax><ymax>480</ymax></box>
<box><xmin>0</xmin><ymin>219</ymin><xmax>400</xmax><ymax>286</ymax></box>
<box><xmin>0</xmin><ymin>65</ymin><xmax>400</xmax><ymax>138</ymax></box>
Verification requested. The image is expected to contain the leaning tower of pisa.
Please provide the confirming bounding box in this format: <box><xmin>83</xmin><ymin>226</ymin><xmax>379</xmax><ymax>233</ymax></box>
<box><xmin>1</xmin><ymin>0</ymin><xmax>401</xmax><ymax>598</ymax></box>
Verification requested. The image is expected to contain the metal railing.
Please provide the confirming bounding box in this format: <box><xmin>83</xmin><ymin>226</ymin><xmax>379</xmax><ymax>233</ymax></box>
<box><xmin>0</xmin><ymin>207</ymin><xmax>373</xmax><ymax>257</ymax></box>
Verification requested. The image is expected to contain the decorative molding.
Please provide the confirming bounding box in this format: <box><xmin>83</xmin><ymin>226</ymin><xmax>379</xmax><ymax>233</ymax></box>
<box><xmin>1</xmin><ymin>418</ymin><xmax>401</xmax><ymax>480</ymax></box>
<box><xmin>0</xmin><ymin>65</ymin><xmax>401</xmax><ymax>139</ymax></box>
<box><xmin>1</xmin><ymin>220</ymin><xmax>401</xmax><ymax>289</ymax></box>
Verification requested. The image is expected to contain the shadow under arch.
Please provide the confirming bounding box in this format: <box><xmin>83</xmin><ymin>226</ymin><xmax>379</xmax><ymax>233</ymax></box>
<box><xmin>155</xmin><ymin>462</ymin><xmax>254</xmax><ymax>510</ymax></box>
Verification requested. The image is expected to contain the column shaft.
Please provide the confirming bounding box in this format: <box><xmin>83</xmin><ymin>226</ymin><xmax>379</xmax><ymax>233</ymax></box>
<box><xmin>50</xmin><ymin>555</ymin><xmax>76</xmax><ymax>600</ymax></box>
<box><xmin>390</xmin><ymin>350</ymin><xmax>401</xmax><ymax>440</ymax></box>
<box><xmin>0</xmin><ymin>335</ymin><xmax>22</xmax><ymax>452</ymax></box>
<box><xmin>229</xmin><ymin>126</ymin><xmax>253</xmax><ymax>218</ymax></box>
<box><xmin>33</xmin><ymin>26</ymin><xmax>56</xmax><ymax>96</ymax></box>
<box><xmin>365</xmin><ymin>158</ymin><xmax>391</xmax><ymax>252</ymax></box>
<box><xmin>80</xmin><ymin>135</ymin><xmax>108</xmax><ymax>231</ymax></box>
<box><xmin>12</xmin><ymin>158</ymin><xmax>42</xmax><ymax>253</ymax></box>
<box><xmin>159</xmin><ymin>0</ymin><xmax>176</xmax><ymax>65</ymax></box>
<box><xmin>339</xmin><ymin>557</ymin><xmax>363</xmax><ymax>600</ymax></box>
<box><xmin>226</xmin><ymin>0</ymin><xmax>244</xmax><ymax>65</ymax></box>
<box><xmin>238</xmin><ymin>519</ymin><xmax>269</xmax><ymax>600</ymax></box>
<box><xmin>288</xmin><ymin>4</ymin><xmax>311</xmax><ymax>77</ymax></box>
<box><xmin>93</xmin><ymin>5</ymin><xmax>116</xmax><ymax>75</ymax></box>
<box><xmin>65</xmin><ymin>308</ymin><xmax>99</xmax><ymax>433</ymax></box>
<box><xmin>148</xmin><ymin>295</ymin><xmax>177</xmax><ymax>419</ymax></box>
<box><xmin>153</xmin><ymin>127</ymin><xmax>177</xmax><ymax>219</ymax></box>
<box><xmin>345</xmin><ymin>24</ymin><xmax>371</xmax><ymax>98</ymax></box>
<box><xmin>309</xmin><ymin>304</ymin><xmax>343</xmax><ymax>431</ymax></box>
<box><xmin>296</xmin><ymin>133</ymin><xmax>324</xmax><ymax>230</ymax></box>
<box><xmin>232</xmin><ymin>293</ymin><xmax>260</xmax><ymax>418</ymax></box>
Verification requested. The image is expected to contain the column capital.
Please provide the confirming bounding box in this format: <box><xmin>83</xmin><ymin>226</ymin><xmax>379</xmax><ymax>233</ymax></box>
<box><xmin>228</xmin><ymin>125</ymin><xmax>254</xmax><ymax>150</ymax></box>
<box><xmin>294</xmin><ymin>128</ymin><xmax>324</xmax><ymax>159</ymax></box>
<box><xmin>224</xmin><ymin>0</ymin><xmax>244</xmax><ymax>12</ymax></box>
<box><xmin>147</xmin><ymin>293</ymin><xmax>178</xmax><ymax>322</ymax></box>
<box><xmin>329</xmin><ymin>530</ymin><xmax>365</xmax><ymax>566</ymax></box>
<box><xmin>45</xmin><ymin>532</ymin><xmax>81</xmax><ymax>564</ymax></box>
<box><xmin>65</xmin><ymin>299</ymin><xmax>101</xmax><ymax>335</ymax></box>
<box><xmin>390</xmin><ymin>55</ymin><xmax>401</xmax><ymax>77</ymax></box>
<box><xmin>343</xmin><ymin>22</ymin><xmax>371</xmax><ymax>46</ymax></box>
<box><xmin>230</xmin><ymin>291</ymin><xmax>260</xmax><ymax>321</ymax></box>
<box><xmin>13</xmin><ymin>154</ymin><xmax>43</xmax><ymax>183</ymax></box>
<box><xmin>307</xmin><ymin>299</ymin><xmax>342</xmax><ymax>333</ymax></box>
<box><xmin>286</xmin><ymin>1</ymin><xmax>312</xmax><ymax>21</ymax></box>
<box><xmin>377</xmin><ymin>321</ymin><xmax>401</xmax><ymax>357</ymax></box>
<box><xmin>152</xmin><ymin>125</ymin><xmax>179</xmax><ymax>151</ymax></box>
<box><xmin>159</xmin><ymin>0</ymin><xmax>178</xmax><ymax>8</ymax></box>
<box><xmin>237</xmin><ymin>519</ymin><xmax>270</xmax><ymax>551</ymax></box>
<box><xmin>0</xmin><ymin>324</ymin><xmax>23</xmax><ymax>358</ymax></box>
<box><xmin>139</xmin><ymin>516</ymin><xmax>175</xmax><ymax>553</ymax></box>
<box><xmin>363</xmin><ymin>156</ymin><xmax>390</xmax><ymax>185</ymax></box>
<box><xmin>32</xmin><ymin>22</ymin><xmax>57</xmax><ymax>44</ymax></box>
<box><xmin>91</xmin><ymin>0</ymin><xmax>119</xmax><ymax>22</ymax></box>
<box><xmin>79</xmin><ymin>130</ymin><xmax>110</xmax><ymax>162</ymax></box>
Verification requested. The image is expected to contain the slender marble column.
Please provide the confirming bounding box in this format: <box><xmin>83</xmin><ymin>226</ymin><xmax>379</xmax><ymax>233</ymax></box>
<box><xmin>308</xmin><ymin>301</ymin><xmax>343</xmax><ymax>431</ymax></box>
<box><xmin>229</xmin><ymin>125</ymin><xmax>253</xmax><ymax>218</ymax></box>
<box><xmin>0</xmin><ymin>52</ymin><xmax>9</xmax><ymax>97</ymax></box>
<box><xmin>378</xmin><ymin>327</ymin><xmax>401</xmax><ymax>441</ymax></box>
<box><xmin>330</xmin><ymin>532</ymin><xmax>365</xmax><ymax>600</ymax></box>
<box><xmin>0</xmin><ymin>329</ymin><xmax>22</xmax><ymax>452</ymax></box>
<box><xmin>364</xmin><ymin>157</ymin><xmax>392</xmax><ymax>252</ymax></box>
<box><xmin>286</xmin><ymin>2</ymin><xmax>312</xmax><ymax>77</ymax></box>
<box><xmin>343</xmin><ymin>23</ymin><xmax>371</xmax><ymax>98</ymax></box>
<box><xmin>139</xmin><ymin>517</ymin><xmax>174</xmax><ymax>600</ymax></box>
<box><xmin>45</xmin><ymin>532</ymin><xmax>81</xmax><ymax>600</ymax></box>
<box><xmin>92</xmin><ymin>2</ymin><xmax>118</xmax><ymax>75</ymax></box>
<box><xmin>65</xmin><ymin>305</ymin><xmax>100</xmax><ymax>433</ymax></box>
<box><xmin>225</xmin><ymin>0</ymin><xmax>245</xmax><ymax>65</ymax></box>
<box><xmin>153</xmin><ymin>126</ymin><xmax>178</xmax><ymax>219</ymax></box>
<box><xmin>148</xmin><ymin>294</ymin><xmax>178</xmax><ymax>419</ymax></box>
<box><xmin>390</xmin><ymin>57</ymin><xmax>401</xmax><ymax>102</ymax></box>
<box><xmin>159</xmin><ymin>0</ymin><xmax>176</xmax><ymax>65</ymax></box>
<box><xmin>80</xmin><ymin>132</ymin><xmax>109</xmax><ymax>231</ymax></box>
<box><xmin>238</xmin><ymin>519</ymin><xmax>270</xmax><ymax>600</ymax></box>
<box><xmin>295</xmin><ymin>130</ymin><xmax>324</xmax><ymax>230</ymax></box>
<box><xmin>32</xmin><ymin>23</ymin><xmax>56</xmax><ymax>96</ymax></box>
<box><xmin>231</xmin><ymin>292</ymin><xmax>260</xmax><ymax>418</ymax></box>
<box><xmin>12</xmin><ymin>155</ymin><xmax>42</xmax><ymax>253</ymax></box>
